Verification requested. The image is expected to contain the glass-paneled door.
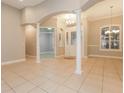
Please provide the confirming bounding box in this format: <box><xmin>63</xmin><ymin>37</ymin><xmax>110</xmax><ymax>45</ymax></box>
<box><xmin>65</xmin><ymin>27</ymin><xmax>76</xmax><ymax>57</ymax></box>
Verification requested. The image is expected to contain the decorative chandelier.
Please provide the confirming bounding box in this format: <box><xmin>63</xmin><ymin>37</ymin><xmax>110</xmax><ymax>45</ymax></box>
<box><xmin>65</xmin><ymin>14</ymin><xmax>76</xmax><ymax>26</ymax></box>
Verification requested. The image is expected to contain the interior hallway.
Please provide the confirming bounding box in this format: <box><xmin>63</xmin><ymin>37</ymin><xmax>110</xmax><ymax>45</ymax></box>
<box><xmin>2</xmin><ymin>57</ymin><xmax>122</xmax><ymax>93</ymax></box>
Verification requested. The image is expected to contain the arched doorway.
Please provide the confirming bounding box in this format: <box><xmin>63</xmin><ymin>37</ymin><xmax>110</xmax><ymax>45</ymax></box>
<box><xmin>36</xmin><ymin>10</ymin><xmax>83</xmax><ymax>74</ymax></box>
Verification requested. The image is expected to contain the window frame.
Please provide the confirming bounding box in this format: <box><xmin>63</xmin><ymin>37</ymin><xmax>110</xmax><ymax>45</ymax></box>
<box><xmin>99</xmin><ymin>24</ymin><xmax>122</xmax><ymax>51</ymax></box>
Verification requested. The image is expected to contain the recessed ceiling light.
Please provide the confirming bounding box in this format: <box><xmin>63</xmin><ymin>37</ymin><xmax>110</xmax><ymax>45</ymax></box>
<box><xmin>19</xmin><ymin>0</ymin><xmax>23</xmax><ymax>2</ymax></box>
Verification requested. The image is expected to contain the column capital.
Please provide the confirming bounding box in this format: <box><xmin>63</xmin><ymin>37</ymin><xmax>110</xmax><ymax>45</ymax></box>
<box><xmin>72</xmin><ymin>9</ymin><xmax>82</xmax><ymax>14</ymax></box>
<box><xmin>36</xmin><ymin>23</ymin><xmax>40</xmax><ymax>26</ymax></box>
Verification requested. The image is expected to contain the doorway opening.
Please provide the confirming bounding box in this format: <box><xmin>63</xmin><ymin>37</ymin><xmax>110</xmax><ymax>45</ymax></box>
<box><xmin>38</xmin><ymin>13</ymin><xmax>80</xmax><ymax>60</ymax></box>
<box><xmin>39</xmin><ymin>27</ymin><xmax>56</xmax><ymax>59</ymax></box>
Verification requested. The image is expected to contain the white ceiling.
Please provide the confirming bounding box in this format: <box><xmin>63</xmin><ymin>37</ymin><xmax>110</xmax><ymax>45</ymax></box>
<box><xmin>84</xmin><ymin>0</ymin><xmax>123</xmax><ymax>20</ymax></box>
<box><xmin>2</xmin><ymin>0</ymin><xmax>122</xmax><ymax>20</ymax></box>
<box><xmin>1</xmin><ymin>0</ymin><xmax>46</xmax><ymax>9</ymax></box>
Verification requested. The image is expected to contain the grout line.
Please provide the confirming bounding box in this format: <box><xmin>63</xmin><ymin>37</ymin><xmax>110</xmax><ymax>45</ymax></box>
<box><xmin>77</xmin><ymin>60</ymin><xmax>97</xmax><ymax>93</ymax></box>
<box><xmin>7</xmin><ymin>59</ymin><xmax>75</xmax><ymax>93</ymax></box>
<box><xmin>5</xmin><ymin>68</ymin><xmax>56</xmax><ymax>93</ymax></box>
<box><xmin>113</xmin><ymin>61</ymin><xmax>122</xmax><ymax>81</ymax></box>
<box><xmin>2</xmin><ymin>58</ymin><xmax>122</xmax><ymax>93</ymax></box>
<box><xmin>2</xmin><ymin>80</ymin><xmax>16</xmax><ymax>93</ymax></box>
<box><xmin>27</xmin><ymin>86</ymin><xmax>49</xmax><ymax>93</ymax></box>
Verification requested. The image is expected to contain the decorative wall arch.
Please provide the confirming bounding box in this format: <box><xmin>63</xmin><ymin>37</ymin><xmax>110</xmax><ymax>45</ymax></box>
<box><xmin>22</xmin><ymin>0</ymin><xmax>103</xmax><ymax>25</ymax></box>
<box><xmin>38</xmin><ymin>11</ymin><xmax>73</xmax><ymax>24</ymax></box>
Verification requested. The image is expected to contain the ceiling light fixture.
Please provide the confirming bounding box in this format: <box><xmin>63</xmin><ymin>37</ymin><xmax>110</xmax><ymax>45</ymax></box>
<box><xmin>65</xmin><ymin>14</ymin><xmax>76</xmax><ymax>26</ymax></box>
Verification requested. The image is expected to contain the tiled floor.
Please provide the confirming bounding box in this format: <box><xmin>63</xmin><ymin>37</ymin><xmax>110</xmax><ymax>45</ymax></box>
<box><xmin>1</xmin><ymin>57</ymin><xmax>123</xmax><ymax>93</ymax></box>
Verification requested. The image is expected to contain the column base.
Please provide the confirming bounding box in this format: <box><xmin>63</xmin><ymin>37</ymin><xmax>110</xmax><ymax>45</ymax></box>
<box><xmin>74</xmin><ymin>69</ymin><xmax>82</xmax><ymax>75</ymax></box>
<box><xmin>36</xmin><ymin>60</ymin><xmax>40</xmax><ymax>63</ymax></box>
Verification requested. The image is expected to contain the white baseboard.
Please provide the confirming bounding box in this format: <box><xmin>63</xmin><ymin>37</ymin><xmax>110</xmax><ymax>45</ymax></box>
<box><xmin>57</xmin><ymin>55</ymin><xmax>88</xmax><ymax>59</ymax></box>
<box><xmin>82</xmin><ymin>56</ymin><xmax>88</xmax><ymax>59</ymax></box>
<box><xmin>88</xmin><ymin>55</ymin><xmax>122</xmax><ymax>59</ymax></box>
<box><xmin>2</xmin><ymin>58</ymin><xmax>26</xmax><ymax>65</ymax></box>
<box><xmin>26</xmin><ymin>55</ymin><xmax>36</xmax><ymax>58</ymax></box>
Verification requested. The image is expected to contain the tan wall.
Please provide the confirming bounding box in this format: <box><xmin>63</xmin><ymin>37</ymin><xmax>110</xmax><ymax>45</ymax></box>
<box><xmin>41</xmin><ymin>18</ymin><xmax>57</xmax><ymax>27</ymax></box>
<box><xmin>1</xmin><ymin>3</ymin><xmax>25</xmax><ymax>62</ymax></box>
<box><xmin>81</xmin><ymin>16</ymin><xmax>88</xmax><ymax>57</ymax></box>
<box><xmin>25</xmin><ymin>25</ymin><xmax>36</xmax><ymax>56</ymax></box>
<box><xmin>88</xmin><ymin>16</ymin><xmax>123</xmax><ymax>57</ymax></box>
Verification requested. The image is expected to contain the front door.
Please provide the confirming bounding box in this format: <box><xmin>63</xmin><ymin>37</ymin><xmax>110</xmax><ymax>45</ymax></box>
<box><xmin>65</xmin><ymin>27</ymin><xmax>76</xmax><ymax>57</ymax></box>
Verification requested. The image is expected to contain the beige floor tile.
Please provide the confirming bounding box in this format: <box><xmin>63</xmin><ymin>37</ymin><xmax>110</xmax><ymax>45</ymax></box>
<box><xmin>2</xmin><ymin>72</ymin><xmax>18</xmax><ymax>81</ymax></box>
<box><xmin>54</xmin><ymin>85</ymin><xmax>77</xmax><ymax>93</ymax></box>
<box><xmin>1</xmin><ymin>57</ymin><xmax>122</xmax><ymax>93</ymax></box>
<box><xmin>13</xmin><ymin>82</ymin><xmax>36</xmax><ymax>93</ymax></box>
<box><xmin>79</xmin><ymin>76</ymin><xmax>102</xmax><ymax>93</ymax></box>
<box><xmin>29</xmin><ymin>76</ymin><xmax>49</xmax><ymax>86</ymax></box>
<box><xmin>19</xmin><ymin>72</ymin><xmax>38</xmax><ymax>80</ymax></box>
<box><xmin>28</xmin><ymin>87</ymin><xmax>47</xmax><ymax>93</ymax></box>
<box><xmin>103</xmin><ymin>83</ymin><xmax>122</xmax><ymax>93</ymax></box>
<box><xmin>79</xmin><ymin>83</ymin><xmax>102</xmax><ymax>93</ymax></box>
<box><xmin>103</xmin><ymin>77</ymin><xmax>122</xmax><ymax>93</ymax></box>
<box><xmin>5</xmin><ymin>76</ymin><xmax>27</xmax><ymax>88</ymax></box>
<box><xmin>3</xmin><ymin>89</ymin><xmax>15</xmax><ymax>93</ymax></box>
<box><xmin>1</xmin><ymin>82</ymin><xmax>12</xmax><ymax>93</ymax></box>
<box><xmin>64</xmin><ymin>74</ymin><xmax>85</xmax><ymax>90</ymax></box>
<box><xmin>38</xmin><ymin>80</ymin><xmax>59</xmax><ymax>93</ymax></box>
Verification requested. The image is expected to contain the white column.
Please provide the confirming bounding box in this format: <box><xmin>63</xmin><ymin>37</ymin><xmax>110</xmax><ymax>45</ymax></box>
<box><xmin>36</xmin><ymin>23</ymin><xmax>40</xmax><ymax>63</ymax></box>
<box><xmin>75</xmin><ymin>9</ymin><xmax>82</xmax><ymax>75</ymax></box>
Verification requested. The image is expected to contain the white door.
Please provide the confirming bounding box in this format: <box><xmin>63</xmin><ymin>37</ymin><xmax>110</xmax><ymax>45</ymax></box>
<box><xmin>65</xmin><ymin>27</ymin><xmax>76</xmax><ymax>57</ymax></box>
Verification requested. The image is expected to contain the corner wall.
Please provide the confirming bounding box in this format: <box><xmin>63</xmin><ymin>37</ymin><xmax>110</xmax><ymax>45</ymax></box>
<box><xmin>1</xmin><ymin>3</ymin><xmax>25</xmax><ymax>63</ymax></box>
<box><xmin>25</xmin><ymin>25</ymin><xmax>36</xmax><ymax>56</ymax></box>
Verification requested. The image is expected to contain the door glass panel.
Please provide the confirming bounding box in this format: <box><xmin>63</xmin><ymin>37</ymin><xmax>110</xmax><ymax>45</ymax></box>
<box><xmin>101</xmin><ymin>27</ymin><xmax>109</xmax><ymax>49</ymax></box>
<box><xmin>71</xmin><ymin>32</ymin><xmax>76</xmax><ymax>45</ymax></box>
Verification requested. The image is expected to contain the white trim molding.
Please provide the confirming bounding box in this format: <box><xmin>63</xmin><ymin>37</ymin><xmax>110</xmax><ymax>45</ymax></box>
<box><xmin>88</xmin><ymin>55</ymin><xmax>122</xmax><ymax>59</ymax></box>
<box><xmin>2</xmin><ymin>58</ymin><xmax>26</xmax><ymax>65</ymax></box>
<box><xmin>82</xmin><ymin>56</ymin><xmax>88</xmax><ymax>59</ymax></box>
<box><xmin>26</xmin><ymin>55</ymin><xmax>36</xmax><ymax>58</ymax></box>
<box><xmin>88</xmin><ymin>45</ymin><xmax>98</xmax><ymax>47</ymax></box>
